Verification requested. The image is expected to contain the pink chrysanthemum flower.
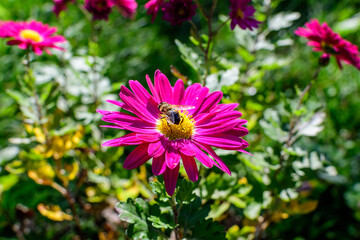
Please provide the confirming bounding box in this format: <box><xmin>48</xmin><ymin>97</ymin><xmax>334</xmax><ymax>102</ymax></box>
<box><xmin>161</xmin><ymin>0</ymin><xmax>197</xmax><ymax>26</ymax></box>
<box><xmin>53</xmin><ymin>0</ymin><xmax>74</xmax><ymax>16</ymax></box>
<box><xmin>98</xmin><ymin>70</ymin><xmax>249</xmax><ymax>196</ymax></box>
<box><xmin>145</xmin><ymin>0</ymin><xmax>164</xmax><ymax>23</ymax></box>
<box><xmin>295</xmin><ymin>19</ymin><xmax>360</xmax><ymax>70</ymax></box>
<box><xmin>0</xmin><ymin>20</ymin><xmax>66</xmax><ymax>55</ymax></box>
<box><xmin>111</xmin><ymin>0</ymin><xmax>138</xmax><ymax>19</ymax></box>
<box><xmin>84</xmin><ymin>0</ymin><xmax>114</xmax><ymax>21</ymax></box>
<box><xmin>229</xmin><ymin>0</ymin><xmax>261</xmax><ymax>31</ymax></box>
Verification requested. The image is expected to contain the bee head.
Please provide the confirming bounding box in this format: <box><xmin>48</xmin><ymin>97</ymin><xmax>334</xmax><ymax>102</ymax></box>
<box><xmin>158</xmin><ymin>102</ymin><xmax>166</xmax><ymax>111</ymax></box>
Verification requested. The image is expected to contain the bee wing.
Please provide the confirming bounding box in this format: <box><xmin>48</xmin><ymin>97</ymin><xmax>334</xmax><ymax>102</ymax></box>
<box><xmin>172</xmin><ymin>104</ymin><xmax>195</xmax><ymax>110</ymax></box>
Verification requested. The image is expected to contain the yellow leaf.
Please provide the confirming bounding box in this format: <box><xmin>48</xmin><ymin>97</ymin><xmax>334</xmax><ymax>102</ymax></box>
<box><xmin>66</xmin><ymin>162</ymin><xmax>79</xmax><ymax>180</ymax></box>
<box><xmin>33</xmin><ymin>128</ymin><xmax>45</xmax><ymax>144</ymax></box>
<box><xmin>28</xmin><ymin>163</ymin><xmax>55</xmax><ymax>185</ymax></box>
<box><xmin>37</xmin><ymin>203</ymin><xmax>73</xmax><ymax>221</ymax></box>
<box><xmin>238</xmin><ymin>177</ymin><xmax>248</xmax><ymax>185</ymax></box>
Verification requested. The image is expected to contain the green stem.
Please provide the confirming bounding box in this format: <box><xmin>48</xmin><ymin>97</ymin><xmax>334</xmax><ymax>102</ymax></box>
<box><xmin>90</xmin><ymin>21</ymin><xmax>101</xmax><ymax>105</ymax></box>
<box><xmin>201</xmin><ymin>0</ymin><xmax>218</xmax><ymax>87</ymax></box>
<box><xmin>278</xmin><ymin>65</ymin><xmax>322</xmax><ymax>169</ymax></box>
<box><xmin>24</xmin><ymin>50</ymin><xmax>50</xmax><ymax>144</ymax></box>
<box><xmin>170</xmin><ymin>194</ymin><xmax>180</xmax><ymax>240</ymax></box>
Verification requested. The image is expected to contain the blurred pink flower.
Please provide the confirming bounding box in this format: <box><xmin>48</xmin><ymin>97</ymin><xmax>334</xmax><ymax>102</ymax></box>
<box><xmin>53</xmin><ymin>0</ymin><xmax>74</xmax><ymax>16</ymax></box>
<box><xmin>161</xmin><ymin>0</ymin><xmax>197</xmax><ymax>26</ymax></box>
<box><xmin>98</xmin><ymin>70</ymin><xmax>249</xmax><ymax>196</ymax></box>
<box><xmin>145</xmin><ymin>0</ymin><xmax>164</xmax><ymax>22</ymax></box>
<box><xmin>112</xmin><ymin>0</ymin><xmax>138</xmax><ymax>19</ymax></box>
<box><xmin>0</xmin><ymin>20</ymin><xmax>66</xmax><ymax>55</ymax></box>
<box><xmin>295</xmin><ymin>19</ymin><xmax>360</xmax><ymax>70</ymax></box>
<box><xmin>84</xmin><ymin>0</ymin><xmax>114</xmax><ymax>21</ymax></box>
<box><xmin>229</xmin><ymin>0</ymin><xmax>261</xmax><ymax>31</ymax></box>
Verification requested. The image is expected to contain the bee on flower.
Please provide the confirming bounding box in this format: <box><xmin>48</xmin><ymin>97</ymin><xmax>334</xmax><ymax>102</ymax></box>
<box><xmin>98</xmin><ymin>70</ymin><xmax>249</xmax><ymax>195</ymax></box>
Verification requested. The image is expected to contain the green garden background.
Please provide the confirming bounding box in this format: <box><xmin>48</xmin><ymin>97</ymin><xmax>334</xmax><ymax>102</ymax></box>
<box><xmin>0</xmin><ymin>0</ymin><xmax>360</xmax><ymax>239</ymax></box>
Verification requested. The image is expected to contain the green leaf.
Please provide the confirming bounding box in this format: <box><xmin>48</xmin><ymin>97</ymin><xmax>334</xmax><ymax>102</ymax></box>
<box><xmin>147</xmin><ymin>210</ymin><xmax>175</xmax><ymax>230</ymax></box>
<box><xmin>150</xmin><ymin>180</ymin><xmax>170</xmax><ymax>203</ymax></box>
<box><xmin>0</xmin><ymin>174</ymin><xmax>19</xmax><ymax>195</ymax></box>
<box><xmin>176</xmin><ymin>179</ymin><xmax>197</xmax><ymax>204</ymax></box>
<box><xmin>179</xmin><ymin>198</ymin><xmax>226</xmax><ymax>239</ymax></box>
<box><xmin>115</xmin><ymin>198</ymin><xmax>152</xmax><ymax>240</ymax></box>
<box><xmin>244</xmin><ymin>202</ymin><xmax>261</xmax><ymax>220</ymax></box>
<box><xmin>175</xmin><ymin>39</ymin><xmax>202</xmax><ymax>72</ymax></box>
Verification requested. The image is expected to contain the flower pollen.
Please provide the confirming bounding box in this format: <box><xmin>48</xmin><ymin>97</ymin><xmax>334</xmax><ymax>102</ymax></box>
<box><xmin>236</xmin><ymin>8</ymin><xmax>244</xmax><ymax>19</ymax></box>
<box><xmin>157</xmin><ymin>111</ymin><xmax>194</xmax><ymax>140</ymax></box>
<box><xmin>20</xmin><ymin>29</ymin><xmax>43</xmax><ymax>43</ymax></box>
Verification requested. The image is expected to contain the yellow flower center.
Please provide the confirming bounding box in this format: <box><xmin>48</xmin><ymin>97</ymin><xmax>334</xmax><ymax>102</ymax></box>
<box><xmin>236</xmin><ymin>9</ymin><xmax>244</xmax><ymax>19</ymax></box>
<box><xmin>178</xmin><ymin>7</ymin><xmax>185</xmax><ymax>16</ymax></box>
<box><xmin>19</xmin><ymin>29</ymin><xmax>43</xmax><ymax>43</ymax></box>
<box><xmin>157</xmin><ymin>111</ymin><xmax>195</xmax><ymax>140</ymax></box>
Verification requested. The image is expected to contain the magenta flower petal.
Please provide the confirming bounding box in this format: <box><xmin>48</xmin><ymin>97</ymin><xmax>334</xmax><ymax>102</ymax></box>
<box><xmin>196</xmin><ymin>120</ymin><xmax>240</xmax><ymax>135</ymax></box>
<box><xmin>194</xmin><ymin>134</ymin><xmax>246</xmax><ymax>150</ymax></box>
<box><xmin>194</xmin><ymin>141</ymin><xmax>231</xmax><ymax>175</ymax></box>
<box><xmin>106</xmin><ymin>99</ymin><xmax>125</xmax><ymax>108</ymax></box>
<box><xmin>102</xmin><ymin>132</ymin><xmax>143</xmax><ymax>147</ymax></box>
<box><xmin>155</xmin><ymin>72</ymin><xmax>173</xmax><ymax>103</ymax></box>
<box><xmin>181</xmin><ymin>154</ymin><xmax>198</xmax><ymax>182</ymax></box>
<box><xmin>152</xmin><ymin>154</ymin><xmax>166</xmax><ymax>175</ymax></box>
<box><xmin>101</xmin><ymin>112</ymin><xmax>156</xmax><ymax>132</ymax></box>
<box><xmin>123</xmin><ymin>143</ymin><xmax>151</xmax><ymax>169</ymax></box>
<box><xmin>179</xmin><ymin>140</ymin><xmax>195</xmax><ymax>156</ymax></box>
<box><xmin>165</xmin><ymin>144</ymin><xmax>181</xmax><ymax>169</ymax></box>
<box><xmin>146</xmin><ymin>73</ymin><xmax>161</xmax><ymax>102</ymax></box>
<box><xmin>172</xmin><ymin>80</ymin><xmax>185</xmax><ymax>105</ymax></box>
<box><xmin>112</xmin><ymin>0</ymin><xmax>138</xmax><ymax>19</ymax></box>
<box><xmin>183</xmin><ymin>83</ymin><xmax>202</xmax><ymax>105</ymax></box>
<box><xmin>99</xmin><ymin>70</ymin><xmax>249</xmax><ymax>196</ymax></box>
<box><xmin>187</xmin><ymin>87</ymin><xmax>209</xmax><ymax>116</ymax></box>
<box><xmin>194</xmin><ymin>91</ymin><xmax>223</xmax><ymax>115</ymax></box>
<box><xmin>191</xmin><ymin>143</ymin><xmax>214</xmax><ymax>168</ymax></box>
<box><xmin>145</xmin><ymin>0</ymin><xmax>164</xmax><ymax>23</ymax></box>
<box><xmin>129</xmin><ymin>80</ymin><xmax>153</xmax><ymax>103</ymax></box>
<box><xmin>148</xmin><ymin>140</ymin><xmax>166</xmax><ymax>157</ymax></box>
<box><xmin>217</xmin><ymin>103</ymin><xmax>239</xmax><ymax>112</ymax></box>
<box><xmin>163</xmin><ymin>164</ymin><xmax>180</xmax><ymax>196</ymax></box>
<box><xmin>196</xmin><ymin>111</ymin><xmax>243</xmax><ymax>126</ymax></box>
<box><xmin>119</xmin><ymin>93</ymin><xmax>157</xmax><ymax>123</ymax></box>
<box><xmin>136</xmin><ymin>133</ymin><xmax>161</xmax><ymax>142</ymax></box>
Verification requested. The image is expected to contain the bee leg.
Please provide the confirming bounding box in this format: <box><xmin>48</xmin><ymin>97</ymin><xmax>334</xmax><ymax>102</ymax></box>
<box><xmin>180</xmin><ymin>117</ymin><xmax>185</xmax><ymax>131</ymax></box>
<box><xmin>167</xmin><ymin>122</ymin><xmax>172</xmax><ymax>135</ymax></box>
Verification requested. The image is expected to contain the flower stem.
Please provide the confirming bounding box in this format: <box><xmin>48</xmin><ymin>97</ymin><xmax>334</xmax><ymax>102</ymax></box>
<box><xmin>24</xmin><ymin>50</ymin><xmax>50</xmax><ymax>144</ymax></box>
<box><xmin>170</xmin><ymin>194</ymin><xmax>180</xmax><ymax>240</ymax></box>
<box><xmin>90</xmin><ymin>21</ymin><xmax>101</xmax><ymax>106</ymax></box>
<box><xmin>279</xmin><ymin>65</ymin><xmax>322</xmax><ymax>168</ymax></box>
<box><xmin>53</xmin><ymin>160</ymin><xmax>85</xmax><ymax>240</ymax></box>
<box><xmin>203</xmin><ymin>0</ymin><xmax>218</xmax><ymax>86</ymax></box>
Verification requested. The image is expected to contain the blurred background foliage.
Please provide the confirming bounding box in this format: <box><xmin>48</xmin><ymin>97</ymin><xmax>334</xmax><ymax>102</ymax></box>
<box><xmin>0</xmin><ymin>0</ymin><xmax>360</xmax><ymax>239</ymax></box>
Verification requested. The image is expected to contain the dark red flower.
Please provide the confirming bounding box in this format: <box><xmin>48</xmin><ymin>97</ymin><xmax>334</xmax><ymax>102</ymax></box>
<box><xmin>161</xmin><ymin>0</ymin><xmax>197</xmax><ymax>26</ymax></box>
<box><xmin>53</xmin><ymin>0</ymin><xmax>74</xmax><ymax>16</ymax></box>
<box><xmin>229</xmin><ymin>0</ymin><xmax>261</xmax><ymax>31</ymax></box>
<box><xmin>84</xmin><ymin>0</ymin><xmax>114</xmax><ymax>21</ymax></box>
<box><xmin>295</xmin><ymin>19</ymin><xmax>360</xmax><ymax>70</ymax></box>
